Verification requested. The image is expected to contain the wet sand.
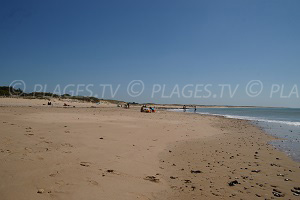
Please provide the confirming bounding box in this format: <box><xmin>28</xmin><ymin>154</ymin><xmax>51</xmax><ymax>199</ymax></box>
<box><xmin>0</xmin><ymin>98</ymin><xmax>299</xmax><ymax>200</ymax></box>
<box><xmin>157</xmin><ymin>116</ymin><xmax>300</xmax><ymax>199</ymax></box>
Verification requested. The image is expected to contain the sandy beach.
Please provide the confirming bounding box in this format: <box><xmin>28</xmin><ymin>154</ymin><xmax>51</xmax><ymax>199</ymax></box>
<box><xmin>0</xmin><ymin>98</ymin><xmax>299</xmax><ymax>200</ymax></box>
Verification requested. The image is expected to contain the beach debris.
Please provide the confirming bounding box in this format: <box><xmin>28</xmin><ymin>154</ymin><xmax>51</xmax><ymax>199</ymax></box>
<box><xmin>284</xmin><ymin>178</ymin><xmax>291</xmax><ymax>181</ymax></box>
<box><xmin>37</xmin><ymin>189</ymin><xmax>45</xmax><ymax>194</ymax></box>
<box><xmin>251</xmin><ymin>169</ymin><xmax>261</xmax><ymax>173</ymax></box>
<box><xmin>228</xmin><ymin>180</ymin><xmax>239</xmax><ymax>186</ymax></box>
<box><xmin>184</xmin><ymin>180</ymin><xmax>192</xmax><ymax>183</ymax></box>
<box><xmin>49</xmin><ymin>172</ymin><xmax>58</xmax><ymax>177</ymax></box>
<box><xmin>170</xmin><ymin>176</ymin><xmax>177</xmax><ymax>179</ymax></box>
<box><xmin>80</xmin><ymin>162</ymin><xmax>90</xmax><ymax>167</ymax></box>
<box><xmin>144</xmin><ymin>176</ymin><xmax>159</xmax><ymax>183</ymax></box>
<box><xmin>99</xmin><ymin>137</ymin><xmax>104</xmax><ymax>140</ymax></box>
<box><xmin>106</xmin><ymin>169</ymin><xmax>114</xmax><ymax>173</ymax></box>
<box><xmin>272</xmin><ymin>189</ymin><xmax>284</xmax><ymax>197</ymax></box>
<box><xmin>291</xmin><ymin>187</ymin><xmax>300</xmax><ymax>196</ymax></box>
<box><xmin>190</xmin><ymin>170</ymin><xmax>202</xmax><ymax>174</ymax></box>
<box><xmin>277</xmin><ymin>173</ymin><xmax>285</xmax><ymax>177</ymax></box>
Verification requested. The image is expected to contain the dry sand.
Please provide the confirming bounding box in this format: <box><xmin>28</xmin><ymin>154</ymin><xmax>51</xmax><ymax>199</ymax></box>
<box><xmin>0</xmin><ymin>98</ymin><xmax>299</xmax><ymax>200</ymax></box>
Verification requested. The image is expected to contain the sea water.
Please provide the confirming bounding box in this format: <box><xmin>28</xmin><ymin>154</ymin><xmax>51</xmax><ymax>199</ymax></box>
<box><xmin>178</xmin><ymin>107</ymin><xmax>300</xmax><ymax>162</ymax></box>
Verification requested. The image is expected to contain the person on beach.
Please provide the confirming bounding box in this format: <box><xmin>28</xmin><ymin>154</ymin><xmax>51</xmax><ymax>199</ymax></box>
<box><xmin>149</xmin><ymin>106</ymin><xmax>155</xmax><ymax>112</ymax></box>
<box><xmin>140</xmin><ymin>105</ymin><xmax>145</xmax><ymax>112</ymax></box>
<box><xmin>150</xmin><ymin>107</ymin><xmax>155</xmax><ymax>112</ymax></box>
<box><xmin>194</xmin><ymin>106</ymin><xmax>197</xmax><ymax>112</ymax></box>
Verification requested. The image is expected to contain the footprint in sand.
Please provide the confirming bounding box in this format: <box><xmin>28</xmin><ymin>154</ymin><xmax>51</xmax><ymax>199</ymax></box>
<box><xmin>55</xmin><ymin>180</ymin><xmax>66</xmax><ymax>186</ymax></box>
<box><xmin>87</xmin><ymin>179</ymin><xmax>99</xmax><ymax>186</ymax></box>
<box><xmin>24</xmin><ymin>147</ymin><xmax>33</xmax><ymax>153</ymax></box>
<box><xmin>61</xmin><ymin>143</ymin><xmax>73</xmax><ymax>147</ymax></box>
<box><xmin>49</xmin><ymin>171</ymin><xmax>59</xmax><ymax>177</ymax></box>
<box><xmin>0</xmin><ymin>149</ymin><xmax>11</xmax><ymax>153</ymax></box>
<box><xmin>37</xmin><ymin>156</ymin><xmax>44</xmax><ymax>160</ymax></box>
<box><xmin>80</xmin><ymin>162</ymin><xmax>91</xmax><ymax>167</ymax></box>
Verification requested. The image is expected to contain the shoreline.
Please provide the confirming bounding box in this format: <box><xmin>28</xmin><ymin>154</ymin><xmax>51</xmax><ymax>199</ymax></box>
<box><xmin>157</xmin><ymin>113</ymin><xmax>300</xmax><ymax>199</ymax></box>
<box><xmin>0</xmin><ymin>99</ymin><xmax>299</xmax><ymax>199</ymax></box>
<box><xmin>171</xmin><ymin>108</ymin><xmax>300</xmax><ymax>163</ymax></box>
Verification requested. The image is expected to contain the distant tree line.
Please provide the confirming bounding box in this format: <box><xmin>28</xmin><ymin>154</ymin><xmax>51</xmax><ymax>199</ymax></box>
<box><xmin>0</xmin><ymin>86</ymin><xmax>23</xmax><ymax>96</ymax></box>
<box><xmin>0</xmin><ymin>86</ymin><xmax>123</xmax><ymax>104</ymax></box>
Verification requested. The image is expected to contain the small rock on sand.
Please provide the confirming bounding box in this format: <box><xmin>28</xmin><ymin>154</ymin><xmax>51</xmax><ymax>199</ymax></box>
<box><xmin>228</xmin><ymin>180</ymin><xmax>239</xmax><ymax>186</ymax></box>
<box><xmin>191</xmin><ymin>170</ymin><xmax>202</xmax><ymax>174</ymax></box>
<box><xmin>144</xmin><ymin>176</ymin><xmax>159</xmax><ymax>183</ymax></box>
<box><xmin>37</xmin><ymin>189</ymin><xmax>44</xmax><ymax>194</ymax></box>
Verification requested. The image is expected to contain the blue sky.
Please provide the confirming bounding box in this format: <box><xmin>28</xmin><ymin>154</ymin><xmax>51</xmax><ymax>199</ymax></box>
<box><xmin>1</xmin><ymin>0</ymin><xmax>300</xmax><ymax>107</ymax></box>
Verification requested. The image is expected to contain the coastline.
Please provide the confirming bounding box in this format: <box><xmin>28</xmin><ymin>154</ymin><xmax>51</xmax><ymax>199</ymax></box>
<box><xmin>157</xmin><ymin>113</ymin><xmax>300</xmax><ymax>199</ymax></box>
<box><xmin>0</xmin><ymin>99</ymin><xmax>299</xmax><ymax>199</ymax></box>
<box><xmin>173</xmin><ymin>107</ymin><xmax>300</xmax><ymax>162</ymax></box>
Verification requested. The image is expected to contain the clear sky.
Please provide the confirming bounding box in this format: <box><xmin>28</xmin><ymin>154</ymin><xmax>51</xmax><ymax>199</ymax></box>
<box><xmin>1</xmin><ymin>0</ymin><xmax>300</xmax><ymax>107</ymax></box>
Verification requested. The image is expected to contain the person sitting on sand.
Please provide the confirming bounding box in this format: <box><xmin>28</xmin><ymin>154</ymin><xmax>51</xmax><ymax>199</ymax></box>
<box><xmin>141</xmin><ymin>105</ymin><xmax>147</xmax><ymax>112</ymax></box>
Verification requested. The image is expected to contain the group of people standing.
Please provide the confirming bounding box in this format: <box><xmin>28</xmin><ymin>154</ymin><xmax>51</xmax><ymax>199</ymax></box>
<box><xmin>183</xmin><ymin>105</ymin><xmax>197</xmax><ymax>112</ymax></box>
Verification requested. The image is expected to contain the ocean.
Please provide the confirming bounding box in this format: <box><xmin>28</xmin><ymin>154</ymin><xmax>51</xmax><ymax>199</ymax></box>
<box><xmin>177</xmin><ymin>107</ymin><xmax>300</xmax><ymax>162</ymax></box>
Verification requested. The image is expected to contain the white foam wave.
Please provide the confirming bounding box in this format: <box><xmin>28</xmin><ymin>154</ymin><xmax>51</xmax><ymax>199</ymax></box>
<box><xmin>197</xmin><ymin>112</ymin><xmax>300</xmax><ymax>126</ymax></box>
